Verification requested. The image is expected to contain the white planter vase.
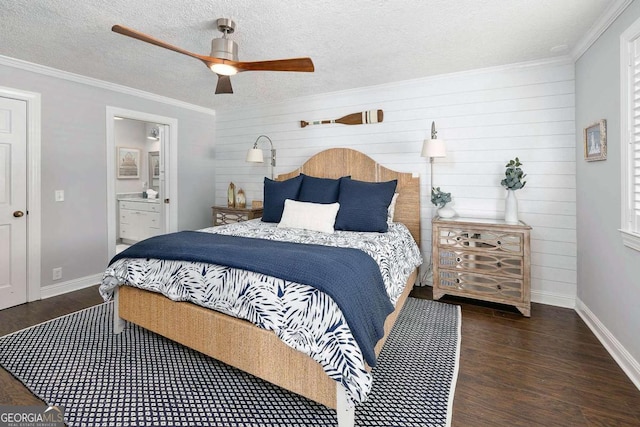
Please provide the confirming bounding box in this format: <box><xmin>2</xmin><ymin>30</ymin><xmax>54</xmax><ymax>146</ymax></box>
<box><xmin>504</xmin><ymin>189</ymin><xmax>519</xmax><ymax>224</ymax></box>
<box><xmin>438</xmin><ymin>203</ymin><xmax>456</xmax><ymax>219</ymax></box>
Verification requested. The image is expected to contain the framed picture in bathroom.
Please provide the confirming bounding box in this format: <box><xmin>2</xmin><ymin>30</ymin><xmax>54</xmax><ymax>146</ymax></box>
<box><xmin>117</xmin><ymin>147</ymin><xmax>140</xmax><ymax>179</ymax></box>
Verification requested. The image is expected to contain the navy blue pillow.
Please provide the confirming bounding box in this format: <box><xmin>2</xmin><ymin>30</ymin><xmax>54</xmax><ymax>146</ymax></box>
<box><xmin>297</xmin><ymin>174</ymin><xmax>347</xmax><ymax>204</ymax></box>
<box><xmin>262</xmin><ymin>175</ymin><xmax>303</xmax><ymax>223</ymax></box>
<box><xmin>335</xmin><ymin>178</ymin><xmax>398</xmax><ymax>232</ymax></box>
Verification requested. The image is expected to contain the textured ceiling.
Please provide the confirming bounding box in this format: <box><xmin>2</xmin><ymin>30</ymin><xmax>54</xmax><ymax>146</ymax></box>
<box><xmin>0</xmin><ymin>0</ymin><xmax>615</xmax><ymax>111</ymax></box>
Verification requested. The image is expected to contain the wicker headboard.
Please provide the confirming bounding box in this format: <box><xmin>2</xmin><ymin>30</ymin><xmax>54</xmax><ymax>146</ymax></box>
<box><xmin>277</xmin><ymin>148</ymin><xmax>421</xmax><ymax>245</ymax></box>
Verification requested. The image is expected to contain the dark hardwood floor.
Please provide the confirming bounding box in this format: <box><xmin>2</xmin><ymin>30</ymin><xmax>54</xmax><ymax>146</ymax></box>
<box><xmin>1</xmin><ymin>285</ymin><xmax>639</xmax><ymax>426</ymax></box>
<box><xmin>410</xmin><ymin>286</ymin><xmax>640</xmax><ymax>427</ymax></box>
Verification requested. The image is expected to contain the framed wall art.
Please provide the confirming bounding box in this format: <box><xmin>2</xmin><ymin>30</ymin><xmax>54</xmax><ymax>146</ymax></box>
<box><xmin>584</xmin><ymin>119</ymin><xmax>607</xmax><ymax>162</ymax></box>
<box><xmin>117</xmin><ymin>147</ymin><xmax>140</xmax><ymax>179</ymax></box>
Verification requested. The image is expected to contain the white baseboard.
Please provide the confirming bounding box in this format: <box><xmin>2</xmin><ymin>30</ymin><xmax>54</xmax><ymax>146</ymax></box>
<box><xmin>40</xmin><ymin>273</ymin><xmax>102</xmax><ymax>299</ymax></box>
<box><xmin>575</xmin><ymin>298</ymin><xmax>640</xmax><ymax>391</ymax></box>
<box><xmin>531</xmin><ymin>290</ymin><xmax>576</xmax><ymax>309</ymax></box>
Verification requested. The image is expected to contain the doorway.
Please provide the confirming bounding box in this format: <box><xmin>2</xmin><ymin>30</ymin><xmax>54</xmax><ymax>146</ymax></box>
<box><xmin>105</xmin><ymin>107</ymin><xmax>178</xmax><ymax>260</ymax></box>
<box><xmin>0</xmin><ymin>87</ymin><xmax>42</xmax><ymax>309</ymax></box>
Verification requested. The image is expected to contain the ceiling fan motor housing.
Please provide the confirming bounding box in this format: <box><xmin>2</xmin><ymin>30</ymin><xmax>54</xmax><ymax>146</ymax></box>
<box><xmin>210</xmin><ymin>38</ymin><xmax>238</xmax><ymax>61</ymax></box>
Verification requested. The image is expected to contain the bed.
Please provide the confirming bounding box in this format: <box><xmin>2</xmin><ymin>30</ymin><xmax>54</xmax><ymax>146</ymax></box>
<box><xmin>100</xmin><ymin>148</ymin><xmax>422</xmax><ymax>427</ymax></box>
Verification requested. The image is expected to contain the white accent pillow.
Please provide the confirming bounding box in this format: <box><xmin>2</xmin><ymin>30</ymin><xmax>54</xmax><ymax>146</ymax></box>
<box><xmin>278</xmin><ymin>199</ymin><xmax>340</xmax><ymax>233</ymax></box>
<box><xmin>387</xmin><ymin>193</ymin><xmax>399</xmax><ymax>223</ymax></box>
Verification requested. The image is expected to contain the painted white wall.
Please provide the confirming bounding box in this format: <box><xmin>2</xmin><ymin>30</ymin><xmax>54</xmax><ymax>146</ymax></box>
<box><xmin>575</xmin><ymin>0</ymin><xmax>640</xmax><ymax>387</ymax></box>
<box><xmin>215</xmin><ymin>58</ymin><xmax>577</xmax><ymax>308</ymax></box>
<box><xmin>0</xmin><ymin>61</ymin><xmax>216</xmax><ymax>290</ymax></box>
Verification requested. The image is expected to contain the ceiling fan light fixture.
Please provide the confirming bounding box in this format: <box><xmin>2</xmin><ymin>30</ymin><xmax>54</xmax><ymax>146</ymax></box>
<box><xmin>111</xmin><ymin>18</ymin><xmax>314</xmax><ymax>96</ymax></box>
<box><xmin>210</xmin><ymin>63</ymin><xmax>238</xmax><ymax>76</ymax></box>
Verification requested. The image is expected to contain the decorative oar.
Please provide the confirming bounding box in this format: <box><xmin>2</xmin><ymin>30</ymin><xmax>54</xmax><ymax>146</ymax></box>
<box><xmin>300</xmin><ymin>110</ymin><xmax>383</xmax><ymax>128</ymax></box>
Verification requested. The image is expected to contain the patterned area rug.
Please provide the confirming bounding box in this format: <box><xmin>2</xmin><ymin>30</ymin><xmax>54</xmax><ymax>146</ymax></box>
<box><xmin>0</xmin><ymin>297</ymin><xmax>460</xmax><ymax>427</ymax></box>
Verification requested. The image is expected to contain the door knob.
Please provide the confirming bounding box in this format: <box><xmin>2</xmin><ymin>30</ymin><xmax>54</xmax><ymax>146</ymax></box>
<box><xmin>13</xmin><ymin>211</ymin><xmax>24</xmax><ymax>218</ymax></box>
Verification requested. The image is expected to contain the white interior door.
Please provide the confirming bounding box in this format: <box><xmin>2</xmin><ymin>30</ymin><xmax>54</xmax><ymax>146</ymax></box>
<box><xmin>0</xmin><ymin>96</ymin><xmax>27</xmax><ymax>310</ymax></box>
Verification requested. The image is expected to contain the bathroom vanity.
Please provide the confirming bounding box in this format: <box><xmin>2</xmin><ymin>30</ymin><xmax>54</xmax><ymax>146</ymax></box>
<box><xmin>118</xmin><ymin>198</ymin><xmax>161</xmax><ymax>244</ymax></box>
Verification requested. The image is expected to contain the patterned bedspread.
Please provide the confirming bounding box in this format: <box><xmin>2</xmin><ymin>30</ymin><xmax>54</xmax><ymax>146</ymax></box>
<box><xmin>100</xmin><ymin>220</ymin><xmax>422</xmax><ymax>404</ymax></box>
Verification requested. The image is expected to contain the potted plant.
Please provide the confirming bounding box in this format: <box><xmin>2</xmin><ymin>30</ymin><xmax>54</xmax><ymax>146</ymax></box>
<box><xmin>501</xmin><ymin>158</ymin><xmax>526</xmax><ymax>223</ymax></box>
<box><xmin>501</xmin><ymin>157</ymin><xmax>527</xmax><ymax>190</ymax></box>
<box><xmin>431</xmin><ymin>187</ymin><xmax>456</xmax><ymax>218</ymax></box>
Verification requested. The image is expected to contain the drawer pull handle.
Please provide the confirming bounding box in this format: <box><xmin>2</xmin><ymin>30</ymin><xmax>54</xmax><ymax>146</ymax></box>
<box><xmin>497</xmin><ymin>240</ymin><xmax>502</xmax><ymax>245</ymax></box>
<box><xmin>456</xmin><ymin>257</ymin><xmax>461</xmax><ymax>262</ymax></box>
<box><xmin>497</xmin><ymin>284</ymin><xmax>502</xmax><ymax>290</ymax></box>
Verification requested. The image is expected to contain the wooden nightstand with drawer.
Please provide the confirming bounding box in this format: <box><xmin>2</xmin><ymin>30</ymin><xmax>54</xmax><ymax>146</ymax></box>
<box><xmin>212</xmin><ymin>206</ymin><xmax>264</xmax><ymax>226</ymax></box>
<box><xmin>432</xmin><ymin>216</ymin><xmax>532</xmax><ymax>316</ymax></box>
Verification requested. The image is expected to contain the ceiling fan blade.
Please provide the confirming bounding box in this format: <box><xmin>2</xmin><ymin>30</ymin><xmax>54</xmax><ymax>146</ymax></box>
<box><xmin>232</xmin><ymin>57</ymin><xmax>315</xmax><ymax>72</ymax></box>
<box><xmin>112</xmin><ymin>25</ymin><xmax>209</xmax><ymax>64</ymax></box>
<box><xmin>215</xmin><ymin>75</ymin><xmax>233</xmax><ymax>94</ymax></box>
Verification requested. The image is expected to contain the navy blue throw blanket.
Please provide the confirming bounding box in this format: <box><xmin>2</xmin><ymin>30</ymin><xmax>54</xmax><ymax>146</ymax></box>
<box><xmin>109</xmin><ymin>231</ymin><xmax>394</xmax><ymax>366</ymax></box>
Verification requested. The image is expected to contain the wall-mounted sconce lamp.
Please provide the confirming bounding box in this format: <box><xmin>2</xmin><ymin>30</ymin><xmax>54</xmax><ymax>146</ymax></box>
<box><xmin>246</xmin><ymin>135</ymin><xmax>276</xmax><ymax>179</ymax></box>
<box><xmin>420</xmin><ymin>121</ymin><xmax>449</xmax><ymax>286</ymax></box>
<box><xmin>420</xmin><ymin>121</ymin><xmax>446</xmax><ymax>193</ymax></box>
<box><xmin>147</xmin><ymin>126</ymin><xmax>160</xmax><ymax>141</ymax></box>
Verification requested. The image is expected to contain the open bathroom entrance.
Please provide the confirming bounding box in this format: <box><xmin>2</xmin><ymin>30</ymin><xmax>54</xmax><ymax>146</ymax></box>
<box><xmin>105</xmin><ymin>107</ymin><xmax>178</xmax><ymax>259</ymax></box>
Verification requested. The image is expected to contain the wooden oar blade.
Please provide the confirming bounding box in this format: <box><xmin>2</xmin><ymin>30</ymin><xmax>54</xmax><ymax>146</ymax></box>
<box><xmin>335</xmin><ymin>110</ymin><xmax>384</xmax><ymax>125</ymax></box>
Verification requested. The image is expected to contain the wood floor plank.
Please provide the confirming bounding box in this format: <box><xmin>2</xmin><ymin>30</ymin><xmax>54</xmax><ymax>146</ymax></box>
<box><xmin>410</xmin><ymin>286</ymin><xmax>640</xmax><ymax>425</ymax></box>
<box><xmin>462</xmin><ymin>334</ymin><xmax>639</xmax><ymax>393</ymax></box>
<box><xmin>461</xmin><ymin>313</ymin><xmax>613</xmax><ymax>366</ymax></box>
<box><xmin>456</xmin><ymin>377</ymin><xmax>590</xmax><ymax>426</ymax></box>
<box><xmin>459</xmin><ymin>347</ymin><xmax>640</xmax><ymax>418</ymax></box>
<box><xmin>581</xmin><ymin>407</ymin><xmax>640</xmax><ymax>427</ymax></box>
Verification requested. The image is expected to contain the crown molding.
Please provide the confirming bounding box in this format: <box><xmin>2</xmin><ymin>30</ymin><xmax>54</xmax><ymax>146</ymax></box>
<box><xmin>0</xmin><ymin>54</ymin><xmax>215</xmax><ymax>116</ymax></box>
<box><xmin>571</xmin><ymin>0</ymin><xmax>634</xmax><ymax>61</ymax></box>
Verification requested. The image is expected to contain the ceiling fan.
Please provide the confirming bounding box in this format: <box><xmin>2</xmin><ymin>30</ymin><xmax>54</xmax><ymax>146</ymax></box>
<box><xmin>112</xmin><ymin>18</ymin><xmax>315</xmax><ymax>94</ymax></box>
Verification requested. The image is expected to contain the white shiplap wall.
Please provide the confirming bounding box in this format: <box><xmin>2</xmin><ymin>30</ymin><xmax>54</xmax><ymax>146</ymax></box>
<box><xmin>214</xmin><ymin>58</ymin><xmax>577</xmax><ymax>308</ymax></box>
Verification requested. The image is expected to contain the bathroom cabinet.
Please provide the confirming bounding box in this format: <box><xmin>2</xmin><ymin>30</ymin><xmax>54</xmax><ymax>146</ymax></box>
<box><xmin>119</xmin><ymin>199</ymin><xmax>161</xmax><ymax>243</ymax></box>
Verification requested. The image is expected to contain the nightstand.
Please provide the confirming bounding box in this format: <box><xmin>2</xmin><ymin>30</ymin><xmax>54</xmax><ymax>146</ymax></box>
<box><xmin>432</xmin><ymin>216</ymin><xmax>532</xmax><ymax>316</ymax></box>
<box><xmin>212</xmin><ymin>206</ymin><xmax>264</xmax><ymax>226</ymax></box>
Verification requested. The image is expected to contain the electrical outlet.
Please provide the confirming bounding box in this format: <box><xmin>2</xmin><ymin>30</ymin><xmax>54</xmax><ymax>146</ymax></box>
<box><xmin>52</xmin><ymin>267</ymin><xmax>62</xmax><ymax>281</ymax></box>
<box><xmin>55</xmin><ymin>190</ymin><xmax>64</xmax><ymax>202</ymax></box>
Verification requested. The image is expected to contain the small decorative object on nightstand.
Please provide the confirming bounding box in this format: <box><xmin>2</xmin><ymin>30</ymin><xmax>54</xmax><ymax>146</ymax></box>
<box><xmin>432</xmin><ymin>216</ymin><xmax>532</xmax><ymax>316</ymax></box>
<box><xmin>212</xmin><ymin>205</ymin><xmax>263</xmax><ymax>226</ymax></box>
<box><xmin>227</xmin><ymin>182</ymin><xmax>236</xmax><ymax>207</ymax></box>
<box><xmin>431</xmin><ymin>187</ymin><xmax>456</xmax><ymax>218</ymax></box>
<box><xmin>236</xmin><ymin>189</ymin><xmax>246</xmax><ymax>208</ymax></box>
